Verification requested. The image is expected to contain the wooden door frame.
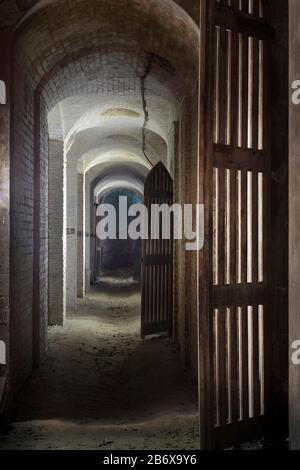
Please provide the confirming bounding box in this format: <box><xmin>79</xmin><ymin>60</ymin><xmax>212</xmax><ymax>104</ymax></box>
<box><xmin>197</xmin><ymin>0</ymin><xmax>215</xmax><ymax>450</ymax></box>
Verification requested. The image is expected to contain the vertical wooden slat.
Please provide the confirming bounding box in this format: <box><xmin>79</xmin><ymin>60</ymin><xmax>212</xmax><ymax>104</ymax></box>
<box><xmin>252</xmin><ymin>304</ymin><xmax>260</xmax><ymax>416</ymax></box>
<box><xmin>170</xmin><ymin>199</ymin><xmax>174</xmax><ymax>336</ymax></box>
<box><xmin>213</xmin><ymin>169</ymin><xmax>218</xmax><ymax>285</ymax></box>
<box><xmin>219</xmin><ymin>28</ymin><xmax>228</xmax><ymax>145</ymax></box>
<box><xmin>159</xmin><ymin>191</ymin><xmax>168</xmax><ymax>321</ymax></box>
<box><xmin>242</xmin><ymin>305</ymin><xmax>249</xmax><ymax>420</ymax></box>
<box><xmin>230</xmin><ymin>32</ymin><xmax>238</xmax><ymax>147</ymax></box>
<box><xmin>252</xmin><ymin>0</ymin><xmax>260</xmax><ymax>17</ymax></box>
<box><xmin>149</xmin><ymin>265</ymin><xmax>153</xmax><ymax>326</ymax></box>
<box><xmin>213</xmin><ymin>309</ymin><xmax>219</xmax><ymax>426</ymax></box>
<box><xmin>230</xmin><ymin>170</ymin><xmax>237</xmax><ymax>284</ymax></box>
<box><xmin>158</xmin><ymin>263</ymin><xmax>161</xmax><ymax>325</ymax></box>
<box><xmin>167</xmin><ymin>264</ymin><xmax>171</xmax><ymax>328</ymax></box>
<box><xmin>218</xmin><ymin>168</ymin><xmax>225</xmax><ymax>285</ymax></box>
<box><xmin>147</xmin><ymin>201</ymin><xmax>151</xmax><ymax>328</ymax></box>
<box><xmin>160</xmin><ymin>262</ymin><xmax>164</xmax><ymax>323</ymax></box>
<box><xmin>242</xmin><ymin>34</ymin><xmax>249</xmax><ymax>149</ymax></box>
<box><xmin>162</xmin><ymin>264</ymin><xmax>165</xmax><ymax>321</ymax></box>
<box><xmin>214</xmin><ymin>26</ymin><xmax>220</xmax><ymax>144</ymax></box>
<box><xmin>218</xmin><ymin>307</ymin><xmax>228</xmax><ymax>426</ymax></box>
<box><xmin>241</xmin><ymin>0</ymin><xmax>249</xmax><ymax>14</ymax></box>
<box><xmin>252</xmin><ymin>171</ymin><xmax>258</xmax><ymax>283</ymax></box>
<box><xmin>231</xmin><ymin>0</ymin><xmax>240</xmax><ymax>10</ymax></box>
<box><xmin>252</xmin><ymin>37</ymin><xmax>259</xmax><ymax>150</ymax></box>
<box><xmin>230</xmin><ymin>306</ymin><xmax>239</xmax><ymax>422</ymax></box>
<box><xmin>141</xmin><ymin>253</ymin><xmax>145</xmax><ymax>336</ymax></box>
<box><xmin>241</xmin><ymin>170</ymin><xmax>248</xmax><ymax>284</ymax></box>
<box><xmin>152</xmin><ymin>264</ymin><xmax>156</xmax><ymax>324</ymax></box>
<box><xmin>141</xmin><ymin>194</ymin><xmax>148</xmax><ymax>339</ymax></box>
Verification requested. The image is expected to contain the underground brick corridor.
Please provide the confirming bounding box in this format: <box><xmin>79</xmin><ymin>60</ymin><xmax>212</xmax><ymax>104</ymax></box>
<box><xmin>0</xmin><ymin>0</ymin><xmax>299</xmax><ymax>452</ymax></box>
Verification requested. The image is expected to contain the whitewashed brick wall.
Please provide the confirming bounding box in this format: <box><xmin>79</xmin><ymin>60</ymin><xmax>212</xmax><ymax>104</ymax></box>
<box><xmin>48</xmin><ymin>140</ymin><xmax>66</xmax><ymax>325</ymax></box>
<box><xmin>66</xmin><ymin>157</ymin><xmax>78</xmax><ymax>310</ymax></box>
<box><xmin>77</xmin><ymin>173</ymin><xmax>85</xmax><ymax>298</ymax></box>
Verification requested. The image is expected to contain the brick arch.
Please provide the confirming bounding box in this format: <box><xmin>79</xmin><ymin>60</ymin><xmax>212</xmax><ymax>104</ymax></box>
<box><xmin>39</xmin><ymin>50</ymin><xmax>183</xmax><ymax>112</ymax></box>
<box><xmin>88</xmin><ymin>161</ymin><xmax>148</xmax><ymax>187</ymax></box>
<box><xmin>91</xmin><ymin>163</ymin><xmax>145</xmax><ymax>204</ymax></box>
<box><xmin>94</xmin><ymin>178</ymin><xmax>144</xmax><ymax>200</ymax></box>
<box><xmin>13</xmin><ymin>0</ymin><xmax>198</xmax><ymax>99</ymax></box>
<box><xmin>16</xmin><ymin>0</ymin><xmax>197</xmax><ymax>19</ymax></box>
<box><xmin>71</xmin><ymin>126</ymin><xmax>167</xmax><ymax>171</ymax></box>
<box><xmin>49</xmin><ymin>93</ymin><xmax>177</xmax><ymax>142</ymax></box>
<box><xmin>78</xmin><ymin>143</ymin><xmax>162</xmax><ymax>174</ymax></box>
<box><xmin>61</xmin><ymin>97</ymin><xmax>175</xmax><ymax>149</ymax></box>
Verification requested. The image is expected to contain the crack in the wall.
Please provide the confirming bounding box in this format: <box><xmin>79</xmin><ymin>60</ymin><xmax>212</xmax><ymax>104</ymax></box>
<box><xmin>140</xmin><ymin>54</ymin><xmax>154</xmax><ymax>167</ymax></box>
<box><xmin>140</xmin><ymin>52</ymin><xmax>175</xmax><ymax>168</ymax></box>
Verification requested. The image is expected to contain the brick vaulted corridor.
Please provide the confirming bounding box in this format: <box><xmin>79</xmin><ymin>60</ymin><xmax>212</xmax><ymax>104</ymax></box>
<box><xmin>0</xmin><ymin>0</ymin><xmax>202</xmax><ymax>451</ymax></box>
<box><xmin>0</xmin><ymin>0</ymin><xmax>295</xmax><ymax>453</ymax></box>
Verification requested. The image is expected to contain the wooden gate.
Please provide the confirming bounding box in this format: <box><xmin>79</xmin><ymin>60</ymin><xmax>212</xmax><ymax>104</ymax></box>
<box><xmin>199</xmin><ymin>0</ymin><xmax>275</xmax><ymax>448</ymax></box>
<box><xmin>141</xmin><ymin>162</ymin><xmax>173</xmax><ymax>339</ymax></box>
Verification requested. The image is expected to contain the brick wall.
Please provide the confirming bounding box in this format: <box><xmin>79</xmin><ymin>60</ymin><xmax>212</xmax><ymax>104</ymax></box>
<box><xmin>48</xmin><ymin>140</ymin><xmax>66</xmax><ymax>325</ymax></box>
<box><xmin>77</xmin><ymin>173</ymin><xmax>85</xmax><ymax>298</ymax></box>
<box><xmin>38</xmin><ymin>96</ymin><xmax>49</xmax><ymax>357</ymax></box>
<box><xmin>66</xmin><ymin>158</ymin><xmax>78</xmax><ymax>310</ymax></box>
<box><xmin>10</xmin><ymin>47</ymin><xmax>35</xmax><ymax>398</ymax></box>
<box><xmin>85</xmin><ymin>172</ymin><xmax>91</xmax><ymax>292</ymax></box>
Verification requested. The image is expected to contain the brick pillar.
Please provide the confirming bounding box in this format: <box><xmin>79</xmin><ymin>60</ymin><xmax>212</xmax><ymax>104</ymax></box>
<box><xmin>85</xmin><ymin>172</ymin><xmax>91</xmax><ymax>292</ymax></box>
<box><xmin>77</xmin><ymin>173</ymin><xmax>85</xmax><ymax>298</ymax></box>
<box><xmin>0</xmin><ymin>32</ymin><xmax>10</xmax><ymax>412</ymax></box>
<box><xmin>48</xmin><ymin>140</ymin><xmax>66</xmax><ymax>325</ymax></box>
<box><xmin>66</xmin><ymin>158</ymin><xmax>78</xmax><ymax>310</ymax></box>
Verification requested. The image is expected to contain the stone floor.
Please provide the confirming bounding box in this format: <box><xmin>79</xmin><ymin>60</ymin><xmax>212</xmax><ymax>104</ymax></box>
<box><xmin>0</xmin><ymin>278</ymin><xmax>199</xmax><ymax>450</ymax></box>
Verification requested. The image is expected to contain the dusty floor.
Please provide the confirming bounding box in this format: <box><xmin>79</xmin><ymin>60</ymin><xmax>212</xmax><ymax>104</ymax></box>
<box><xmin>0</xmin><ymin>276</ymin><xmax>199</xmax><ymax>450</ymax></box>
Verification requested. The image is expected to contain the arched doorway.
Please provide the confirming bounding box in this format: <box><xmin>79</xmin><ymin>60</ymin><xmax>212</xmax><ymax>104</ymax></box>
<box><xmin>94</xmin><ymin>188</ymin><xmax>142</xmax><ymax>283</ymax></box>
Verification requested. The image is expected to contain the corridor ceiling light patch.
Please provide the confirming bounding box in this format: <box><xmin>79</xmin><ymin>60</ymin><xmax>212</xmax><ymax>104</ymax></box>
<box><xmin>101</xmin><ymin>108</ymin><xmax>141</xmax><ymax>118</ymax></box>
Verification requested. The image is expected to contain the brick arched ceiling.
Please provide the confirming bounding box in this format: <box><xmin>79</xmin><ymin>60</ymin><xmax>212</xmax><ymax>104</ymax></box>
<box><xmin>90</xmin><ymin>162</ymin><xmax>148</xmax><ymax>184</ymax></box>
<box><xmin>75</xmin><ymin>128</ymin><xmax>166</xmax><ymax>173</ymax></box>
<box><xmin>87</xmin><ymin>161</ymin><xmax>148</xmax><ymax>204</ymax></box>
<box><xmin>13</xmin><ymin>0</ymin><xmax>199</xmax><ymax>101</ymax></box>
<box><xmin>0</xmin><ymin>0</ymin><xmax>199</xmax><ymax>28</ymax></box>
<box><xmin>48</xmin><ymin>95</ymin><xmax>176</xmax><ymax>144</ymax></box>
<box><xmin>94</xmin><ymin>176</ymin><xmax>144</xmax><ymax>200</ymax></box>
<box><xmin>9</xmin><ymin>0</ymin><xmax>198</xmax><ymax>183</ymax></box>
<box><xmin>7</xmin><ymin>0</ymin><xmax>197</xmax><ymax>178</ymax></box>
<box><xmin>49</xmin><ymin>93</ymin><xmax>169</xmax><ymax>173</ymax></box>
